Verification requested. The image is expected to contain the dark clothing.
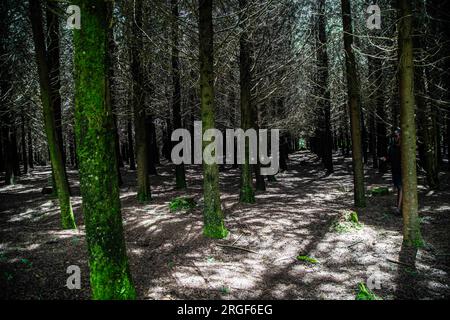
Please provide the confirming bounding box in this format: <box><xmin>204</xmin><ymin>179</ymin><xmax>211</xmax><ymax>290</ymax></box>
<box><xmin>392</xmin><ymin>172</ymin><xmax>402</xmax><ymax>189</ymax></box>
<box><xmin>388</xmin><ymin>143</ymin><xmax>402</xmax><ymax>189</ymax></box>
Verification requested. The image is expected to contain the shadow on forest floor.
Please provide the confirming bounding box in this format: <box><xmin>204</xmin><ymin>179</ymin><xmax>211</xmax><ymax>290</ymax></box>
<box><xmin>0</xmin><ymin>151</ymin><xmax>449</xmax><ymax>299</ymax></box>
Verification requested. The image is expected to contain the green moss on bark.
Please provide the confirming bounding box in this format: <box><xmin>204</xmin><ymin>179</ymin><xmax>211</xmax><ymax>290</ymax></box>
<box><xmin>203</xmin><ymin>220</ymin><xmax>229</xmax><ymax>239</ymax></box>
<box><xmin>398</xmin><ymin>0</ymin><xmax>423</xmax><ymax>247</ymax></box>
<box><xmin>239</xmin><ymin>182</ymin><xmax>255</xmax><ymax>204</ymax></box>
<box><xmin>198</xmin><ymin>0</ymin><xmax>228</xmax><ymax>239</ymax></box>
<box><xmin>29</xmin><ymin>0</ymin><xmax>76</xmax><ymax>230</ymax></box>
<box><xmin>73</xmin><ymin>0</ymin><xmax>136</xmax><ymax>299</ymax></box>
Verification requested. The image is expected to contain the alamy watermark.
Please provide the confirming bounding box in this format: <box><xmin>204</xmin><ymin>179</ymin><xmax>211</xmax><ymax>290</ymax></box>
<box><xmin>366</xmin><ymin>5</ymin><xmax>381</xmax><ymax>30</ymax></box>
<box><xmin>66</xmin><ymin>5</ymin><xmax>80</xmax><ymax>30</ymax></box>
<box><xmin>366</xmin><ymin>265</ymin><xmax>383</xmax><ymax>291</ymax></box>
<box><xmin>66</xmin><ymin>265</ymin><xmax>81</xmax><ymax>289</ymax></box>
<box><xmin>171</xmin><ymin>122</ymin><xmax>280</xmax><ymax>176</ymax></box>
<box><xmin>65</xmin><ymin>4</ymin><xmax>381</xmax><ymax>31</ymax></box>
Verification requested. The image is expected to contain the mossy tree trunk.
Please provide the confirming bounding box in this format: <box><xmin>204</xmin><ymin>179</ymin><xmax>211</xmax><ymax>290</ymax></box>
<box><xmin>29</xmin><ymin>0</ymin><xmax>76</xmax><ymax>229</ymax></box>
<box><xmin>171</xmin><ymin>0</ymin><xmax>187</xmax><ymax>189</ymax></box>
<box><xmin>238</xmin><ymin>0</ymin><xmax>255</xmax><ymax>203</ymax></box>
<box><xmin>341</xmin><ymin>0</ymin><xmax>366</xmax><ymax>208</ymax></box>
<box><xmin>73</xmin><ymin>0</ymin><xmax>136</xmax><ymax>299</ymax></box>
<box><xmin>397</xmin><ymin>0</ymin><xmax>423</xmax><ymax>247</ymax></box>
<box><xmin>132</xmin><ymin>0</ymin><xmax>151</xmax><ymax>202</ymax></box>
<box><xmin>198</xmin><ymin>0</ymin><xmax>228</xmax><ymax>239</ymax></box>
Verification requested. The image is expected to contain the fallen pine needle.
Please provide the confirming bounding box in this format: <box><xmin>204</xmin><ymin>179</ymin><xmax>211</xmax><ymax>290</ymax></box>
<box><xmin>348</xmin><ymin>240</ymin><xmax>364</xmax><ymax>248</ymax></box>
<box><xmin>216</xmin><ymin>244</ymin><xmax>258</xmax><ymax>254</ymax></box>
<box><xmin>386</xmin><ymin>258</ymin><xmax>414</xmax><ymax>268</ymax></box>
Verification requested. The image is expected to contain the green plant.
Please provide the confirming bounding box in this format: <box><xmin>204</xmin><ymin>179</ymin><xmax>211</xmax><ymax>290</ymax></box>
<box><xmin>297</xmin><ymin>255</ymin><xmax>319</xmax><ymax>264</ymax></box>
<box><xmin>169</xmin><ymin>197</ymin><xmax>197</xmax><ymax>212</ymax></box>
<box><xmin>355</xmin><ymin>283</ymin><xmax>382</xmax><ymax>300</ymax></box>
<box><xmin>20</xmin><ymin>258</ymin><xmax>33</xmax><ymax>267</ymax></box>
<box><xmin>220</xmin><ymin>286</ymin><xmax>230</xmax><ymax>295</ymax></box>
<box><xmin>331</xmin><ymin>211</ymin><xmax>363</xmax><ymax>233</ymax></box>
<box><xmin>370</xmin><ymin>187</ymin><xmax>390</xmax><ymax>196</ymax></box>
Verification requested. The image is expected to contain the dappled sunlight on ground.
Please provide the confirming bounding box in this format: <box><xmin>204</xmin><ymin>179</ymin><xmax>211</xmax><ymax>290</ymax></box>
<box><xmin>0</xmin><ymin>151</ymin><xmax>449</xmax><ymax>299</ymax></box>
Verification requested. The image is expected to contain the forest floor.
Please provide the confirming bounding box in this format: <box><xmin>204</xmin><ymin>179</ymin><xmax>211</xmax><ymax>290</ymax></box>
<box><xmin>1</xmin><ymin>151</ymin><xmax>449</xmax><ymax>300</ymax></box>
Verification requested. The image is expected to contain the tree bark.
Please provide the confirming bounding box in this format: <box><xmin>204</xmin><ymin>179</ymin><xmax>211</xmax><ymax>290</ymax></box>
<box><xmin>106</xmin><ymin>4</ymin><xmax>123</xmax><ymax>187</ymax></box>
<box><xmin>27</xmin><ymin>119</ymin><xmax>34</xmax><ymax>169</ymax></box>
<box><xmin>29</xmin><ymin>0</ymin><xmax>76</xmax><ymax>229</ymax></box>
<box><xmin>397</xmin><ymin>0</ymin><xmax>423</xmax><ymax>247</ymax></box>
<box><xmin>73</xmin><ymin>0</ymin><xmax>136</xmax><ymax>299</ymax></box>
<box><xmin>198</xmin><ymin>0</ymin><xmax>228</xmax><ymax>239</ymax></box>
<box><xmin>127</xmin><ymin>118</ymin><xmax>136</xmax><ymax>170</ymax></box>
<box><xmin>317</xmin><ymin>0</ymin><xmax>334</xmax><ymax>174</ymax></box>
<box><xmin>132</xmin><ymin>0</ymin><xmax>151</xmax><ymax>202</ymax></box>
<box><xmin>20</xmin><ymin>106</ymin><xmax>28</xmax><ymax>174</ymax></box>
<box><xmin>341</xmin><ymin>0</ymin><xmax>366</xmax><ymax>207</ymax></box>
<box><xmin>46</xmin><ymin>0</ymin><xmax>65</xmax><ymax>165</ymax></box>
<box><xmin>238</xmin><ymin>0</ymin><xmax>256</xmax><ymax>203</ymax></box>
<box><xmin>171</xmin><ymin>0</ymin><xmax>187</xmax><ymax>189</ymax></box>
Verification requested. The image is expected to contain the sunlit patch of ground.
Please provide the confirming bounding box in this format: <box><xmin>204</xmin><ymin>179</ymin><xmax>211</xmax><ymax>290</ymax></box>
<box><xmin>0</xmin><ymin>151</ymin><xmax>449</xmax><ymax>299</ymax></box>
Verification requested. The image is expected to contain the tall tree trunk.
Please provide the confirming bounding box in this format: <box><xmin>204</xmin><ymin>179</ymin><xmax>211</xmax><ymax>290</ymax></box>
<box><xmin>73</xmin><ymin>0</ymin><xmax>136</xmax><ymax>299</ymax></box>
<box><xmin>46</xmin><ymin>0</ymin><xmax>65</xmax><ymax>165</ymax></box>
<box><xmin>29</xmin><ymin>0</ymin><xmax>76</xmax><ymax>229</ymax></box>
<box><xmin>341</xmin><ymin>0</ymin><xmax>366</xmax><ymax>207</ymax></box>
<box><xmin>317</xmin><ymin>0</ymin><xmax>334</xmax><ymax>174</ymax></box>
<box><xmin>132</xmin><ymin>0</ymin><xmax>151</xmax><ymax>202</ymax></box>
<box><xmin>198</xmin><ymin>0</ymin><xmax>228</xmax><ymax>239</ymax></box>
<box><xmin>2</xmin><ymin>123</ymin><xmax>15</xmax><ymax>185</ymax></box>
<box><xmin>254</xmin><ymin>105</ymin><xmax>266</xmax><ymax>191</ymax></box>
<box><xmin>373</xmin><ymin>57</ymin><xmax>388</xmax><ymax>173</ymax></box>
<box><xmin>106</xmin><ymin>5</ymin><xmax>123</xmax><ymax>187</ymax></box>
<box><xmin>368</xmin><ymin>103</ymin><xmax>377</xmax><ymax>169</ymax></box>
<box><xmin>397</xmin><ymin>0</ymin><xmax>423</xmax><ymax>247</ymax></box>
<box><xmin>145</xmin><ymin>115</ymin><xmax>157</xmax><ymax>175</ymax></box>
<box><xmin>127</xmin><ymin>118</ymin><xmax>136</xmax><ymax>170</ymax></box>
<box><xmin>171</xmin><ymin>0</ymin><xmax>187</xmax><ymax>189</ymax></box>
<box><xmin>27</xmin><ymin>120</ymin><xmax>34</xmax><ymax>169</ymax></box>
<box><xmin>20</xmin><ymin>106</ymin><xmax>28</xmax><ymax>174</ymax></box>
<box><xmin>416</xmin><ymin>68</ymin><xmax>439</xmax><ymax>190</ymax></box>
<box><xmin>0</xmin><ymin>129</ymin><xmax>4</xmax><ymax>173</ymax></box>
<box><xmin>238</xmin><ymin>0</ymin><xmax>255</xmax><ymax>203</ymax></box>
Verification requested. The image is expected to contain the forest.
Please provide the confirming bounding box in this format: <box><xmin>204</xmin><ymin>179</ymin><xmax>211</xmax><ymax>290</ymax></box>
<box><xmin>0</xmin><ymin>0</ymin><xmax>449</xmax><ymax>301</ymax></box>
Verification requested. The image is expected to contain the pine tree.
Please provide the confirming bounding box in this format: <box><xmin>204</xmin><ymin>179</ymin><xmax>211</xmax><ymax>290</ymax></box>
<box><xmin>341</xmin><ymin>0</ymin><xmax>366</xmax><ymax>208</ymax></box>
<box><xmin>73</xmin><ymin>0</ymin><xmax>136</xmax><ymax>299</ymax></box>
<box><xmin>171</xmin><ymin>0</ymin><xmax>187</xmax><ymax>189</ymax></box>
<box><xmin>198</xmin><ymin>0</ymin><xmax>228</xmax><ymax>239</ymax></box>
<box><xmin>239</xmin><ymin>0</ymin><xmax>256</xmax><ymax>203</ymax></box>
<box><xmin>397</xmin><ymin>0</ymin><xmax>423</xmax><ymax>247</ymax></box>
<box><xmin>29</xmin><ymin>0</ymin><xmax>76</xmax><ymax>229</ymax></box>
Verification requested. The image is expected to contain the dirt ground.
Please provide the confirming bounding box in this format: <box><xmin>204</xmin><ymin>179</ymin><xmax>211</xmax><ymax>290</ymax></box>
<box><xmin>1</xmin><ymin>151</ymin><xmax>449</xmax><ymax>300</ymax></box>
